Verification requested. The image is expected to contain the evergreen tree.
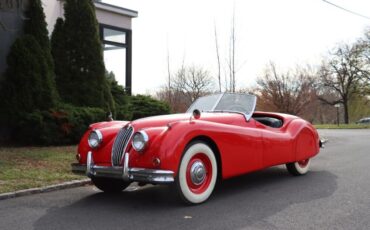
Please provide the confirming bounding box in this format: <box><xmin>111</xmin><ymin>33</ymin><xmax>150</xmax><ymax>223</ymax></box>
<box><xmin>51</xmin><ymin>18</ymin><xmax>67</xmax><ymax>98</ymax></box>
<box><xmin>106</xmin><ymin>71</ymin><xmax>127</xmax><ymax>105</ymax></box>
<box><xmin>23</xmin><ymin>0</ymin><xmax>50</xmax><ymax>50</ymax></box>
<box><xmin>23</xmin><ymin>0</ymin><xmax>58</xmax><ymax>106</ymax></box>
<box><xmin>1</xmin><ymin>35</ymin><xmax>55</xmax><ymax>114</ymax></box>
<box><xmin>58</xmin><ymin>0</ymin><xmax>115</xmax><ymax>113</ymax></box>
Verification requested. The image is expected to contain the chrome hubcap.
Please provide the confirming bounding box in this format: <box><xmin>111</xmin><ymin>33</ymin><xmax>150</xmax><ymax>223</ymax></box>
<box><xmin>190</xmin><ymin>161</ymin><xmax>206</xmax><ymax>185</ymax></box>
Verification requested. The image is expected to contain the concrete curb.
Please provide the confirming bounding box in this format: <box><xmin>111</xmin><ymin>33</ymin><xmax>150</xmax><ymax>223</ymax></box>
<box><xmin>0</xmin><ymin>179</ymin><xmax>92</xmax><ymax>201</ymax></box>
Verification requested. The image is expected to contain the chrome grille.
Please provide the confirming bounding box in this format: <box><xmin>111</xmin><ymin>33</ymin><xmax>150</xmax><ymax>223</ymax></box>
<box><xmin>111</xmin><ymin>125</ymin><xmax>134</xmax><ymax>166</ymax></box>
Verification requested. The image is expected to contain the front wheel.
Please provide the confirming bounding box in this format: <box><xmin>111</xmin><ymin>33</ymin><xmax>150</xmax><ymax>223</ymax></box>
<box><xmin>176</xmin><ymin>142</ymin><xmax>218</xmax><ymax>204</ymax></box>
<box><xmin>286</xmin><ymin>158</ymin><xmax>311</xmax><ymax>176</ymax></box>
<box><xmin>91</xmin><ymin>177</ymin><xmax>131</xmax><ymax>193</ymax></box>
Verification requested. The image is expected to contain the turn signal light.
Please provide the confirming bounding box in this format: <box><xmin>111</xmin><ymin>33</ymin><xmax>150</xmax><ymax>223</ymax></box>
<box><xmin>153</xmin><ymin>157</ymin><xmax>161</xmax><ymax>167</ymax></box>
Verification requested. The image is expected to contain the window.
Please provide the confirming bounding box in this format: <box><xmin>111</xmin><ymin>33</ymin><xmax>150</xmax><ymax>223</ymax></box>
<box><xmin>100</xmin><ymin>24</ymin><xmax>132</xmax><ymax>94</ymax></box>
<box><xmin>103</xmin><ymin>27</ymin><xmax>126</xmax><ymax>44</ymax></box>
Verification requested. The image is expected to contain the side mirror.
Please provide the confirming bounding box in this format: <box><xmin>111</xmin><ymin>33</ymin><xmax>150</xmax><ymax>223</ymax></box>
<box><xmin>107</xmin><ymin>112</ymin><xmax>113</xmax><ymax>121</ymax></box>
<box><xmin>192</xmin><ymin>109</ymin><xmax>201</xmax><ymax>119</ymax></box>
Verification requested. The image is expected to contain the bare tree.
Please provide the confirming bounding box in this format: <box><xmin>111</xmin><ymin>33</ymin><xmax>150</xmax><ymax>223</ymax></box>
<box><xmin>157</xmin><ymin>65</ymin><xmax>214</xmax><ymax>113</ymax></box>
<box><xmin>231</xmin><ymin>6</ymin><xmax>236</xmax><ymax>92</ymax></box>
<box><xmin>226</xmin><ymin>4</ymin><xmax>236</xmax><ymax>93</ymax></box>
<box><xmin>256</xmin><ymin>63</ymin><xmax>317</xmax><ymax>117</ymax></box>
<box><xmin>355</xmin><ymin>29</ymin><xmax>370</xmax><ymax>92</ymax></box>
<box><xmin>173</xmin><ymin>65</ymin><xmax>214</xmax><ymax>105</ymax></box>
<box><xmin>214</xmin><ymin>22</ymin><xmax>221</xmax><ymax>92</ymax></box>
<box><xmin>156</xmin><ymin>86</ymin><xmax>189</xmax><ymax>113</ymax></box>
<box><xmin>166</xmin><ymin>39</ymin><xmax>172</xmax><ymax>104</ymax></box>
<box><xmin>318</xmin><ymin>43</ymin><xmax>366</xmax><ymax>124</ymax></box>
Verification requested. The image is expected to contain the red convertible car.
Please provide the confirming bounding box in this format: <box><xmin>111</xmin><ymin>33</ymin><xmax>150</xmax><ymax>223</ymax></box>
<box><xmin>72</xmin><ymin>93</ymin><xmax>321</xmax><ymax>204</ymax></box>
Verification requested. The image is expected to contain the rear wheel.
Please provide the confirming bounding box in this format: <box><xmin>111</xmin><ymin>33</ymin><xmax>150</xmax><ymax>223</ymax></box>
<box><xmin>286</xmin><ymin>158</ymin><xmax>311</xmax><ymax>176</ymax></box>
<box><xmin>176</xmin><ymin>142</ymin><xmax>218</xmax><ymax>204</ymax></box>
<box><xmin>91</xmin><ymin>177</ymin><xmax>131</xmax><ymax>193</ymax></box>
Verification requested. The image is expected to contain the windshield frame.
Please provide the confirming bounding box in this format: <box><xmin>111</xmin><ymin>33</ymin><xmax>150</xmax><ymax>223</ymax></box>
<box><xmin>186</xmin><ymin>93</ymin><xmax>257</xmax><ymax>121</ymax></box>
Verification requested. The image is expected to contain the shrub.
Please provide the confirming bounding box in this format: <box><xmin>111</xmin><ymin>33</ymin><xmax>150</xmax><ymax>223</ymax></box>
<box><xmin>12</xmin><ymin>105</ymin><xmax>106</xmax><ymax>145</ymax></box>
<box><xmin>128</xmin><ymin>95</ymin><xmax>171</xmax><ymax>120</ymax></box>
<box><xmin>1</xmin><ymin>95</ymin><xmax>170</xmax><ymax>145</ymax></box>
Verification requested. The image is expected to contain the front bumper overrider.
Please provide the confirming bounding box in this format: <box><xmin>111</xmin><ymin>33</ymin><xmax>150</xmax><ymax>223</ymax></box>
<box><xmin>71</xmin><ymin>151</ymin><xmax>174</xmax><ymax>184</ymax></box>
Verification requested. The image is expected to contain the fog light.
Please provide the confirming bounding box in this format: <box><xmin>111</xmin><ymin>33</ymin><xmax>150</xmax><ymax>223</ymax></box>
<box><xmin>153</xmin><ymin>157</ymin><xmax>161</xmax><ymax>167</ymax></box>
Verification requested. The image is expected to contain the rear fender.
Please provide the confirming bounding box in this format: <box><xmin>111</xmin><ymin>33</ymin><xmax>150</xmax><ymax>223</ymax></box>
<box><xmin>288</xmin><ymin>119</ymin><xmax>320</xmax><ymax>162</ymax></box>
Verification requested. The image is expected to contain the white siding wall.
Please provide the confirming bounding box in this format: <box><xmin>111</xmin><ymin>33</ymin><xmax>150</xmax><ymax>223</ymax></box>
<box><xmin>95</xmin><ymin>9</ymin><xmax>131</xmax><ymax>29</ymax></box>
<box><xmin>42</xmin><ymin>0</ymin><xmax>64</xmax><ymax>34</ymax></box>
<box><xmin>42</xmin><ymin>0</ymin><xmax>133</xmax><ymax>34</ymax></box>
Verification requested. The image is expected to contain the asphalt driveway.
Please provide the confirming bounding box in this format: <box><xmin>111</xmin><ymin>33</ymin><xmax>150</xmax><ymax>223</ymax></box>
<box><xmin>0</xmin><ymin>129</ymin><xmax>369</xmax><ymax>230</ymax></box>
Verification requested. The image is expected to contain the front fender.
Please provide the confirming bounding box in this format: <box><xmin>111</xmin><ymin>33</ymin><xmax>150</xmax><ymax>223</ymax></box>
<box><xmin>77</xmin><ymin>120</ymin><xmax>129</xmax><ymax>164</ymax></box>
<box><xmin>127</xmin><ymin>120</ymin><xmax>216</xmax><ymax>176</ymax></box>
<box><xmin>156</xmin><ymin>119</ymin><xmax>262</xmax><ymax>178</ymax></box>
<box><xmin>131</xmin><ymin>119</ymin><xmax>263</xmax><ymax>179</ymax></box>
<box><xmin>156</xmin><ymin>120</ymin><xmax>209</xmax><ymax>176</ymax></box>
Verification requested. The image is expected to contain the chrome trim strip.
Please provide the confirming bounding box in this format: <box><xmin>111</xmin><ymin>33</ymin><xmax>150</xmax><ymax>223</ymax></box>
<box><xmin>86</xmin><ymin>151</ymin><xmax>93</xmax><ymax>177</ymax></box>
<box><xmin>129</xmin><ymin>168</ymin><xmax>175</xmax><ymax>183</ymax></box>
<box><xmin>122</xmin><ymin>152</ymin><xmax>129</xmax><ymax>180</ymax></box>
<box><xmin>71</xmin><ymin>152</ymin><xmax>174</xmax><ymax>184</ymax></box>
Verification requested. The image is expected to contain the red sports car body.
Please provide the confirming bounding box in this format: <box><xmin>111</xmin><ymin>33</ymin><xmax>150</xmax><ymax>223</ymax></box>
<box><xmin>72</xmin><ymin>93</ymin><xmax>321</xmax><ymax>204</ymax></box>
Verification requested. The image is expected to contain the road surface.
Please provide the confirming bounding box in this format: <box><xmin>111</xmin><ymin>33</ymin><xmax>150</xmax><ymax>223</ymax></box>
<box><xmin>0</xmin><ymin>129</ymin><xmax>369</xmax><ymax>230</ymax></box>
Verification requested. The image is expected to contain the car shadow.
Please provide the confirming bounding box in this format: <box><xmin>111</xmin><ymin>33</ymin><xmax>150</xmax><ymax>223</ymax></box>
<box><xmin>34</xmin><ymin>167</ymin><xmax>337</xmax><ymax>230</ymax></box>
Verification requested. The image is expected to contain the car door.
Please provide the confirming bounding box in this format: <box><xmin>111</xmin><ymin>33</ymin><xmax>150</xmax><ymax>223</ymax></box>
<box><xmin>215</xmin><ymin>119</ymin><xmax>264</xmax><ymax>179</ymax></box>
<box><xmin>255</xmin><ymin>121</ymin><xmax>295</xmax><ymax>167</ymax></box>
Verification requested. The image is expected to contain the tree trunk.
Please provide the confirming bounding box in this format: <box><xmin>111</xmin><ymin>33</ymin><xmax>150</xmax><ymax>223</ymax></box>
<box><xmin>343</xmin><ymin>100</ymin><xmax>349</xmax><ymax>124</ymax></box>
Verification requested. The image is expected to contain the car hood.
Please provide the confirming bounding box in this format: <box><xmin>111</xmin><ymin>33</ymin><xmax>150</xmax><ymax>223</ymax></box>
<box><xmin>130</xmin><ymin>112</ymin><xmax>245</xmax><ymax>130</ymax></box>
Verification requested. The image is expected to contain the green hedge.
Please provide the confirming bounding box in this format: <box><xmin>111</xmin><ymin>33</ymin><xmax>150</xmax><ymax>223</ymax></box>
<box><xmin>10</xmin><ymin>105</ymin><xmax>106</xmax><ymax>145</ymax></box>
<box><xmin>115</xmin><ymin>95</ymin><xmax>171</xmax><ymax>120</ymax></box>
<box><xmin>0</xmin><ymin>95</ymin><xmax>170</xmax><ymax>146</ymax></box>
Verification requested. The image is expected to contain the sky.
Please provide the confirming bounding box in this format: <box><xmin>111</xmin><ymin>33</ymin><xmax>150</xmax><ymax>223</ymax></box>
<box><xmin>102</xmin><ymin>0</ymin><xmax>370</xmax><ymax>95</ymax></box>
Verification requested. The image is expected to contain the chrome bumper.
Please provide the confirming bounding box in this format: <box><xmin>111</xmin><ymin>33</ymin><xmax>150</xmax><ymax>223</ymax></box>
<box><xmin>319</xmin><ymin>139</ymin><xmax>327</xmax><ymax>148</ymax></box>
<box><xmin>71</xmin><ymin>152</ymin><xmax>174</xmax><ymax>184</ymax></box>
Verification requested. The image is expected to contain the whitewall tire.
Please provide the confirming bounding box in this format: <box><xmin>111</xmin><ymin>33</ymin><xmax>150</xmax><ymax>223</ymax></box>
<box><xmin>176</xmin><ymin>142</ymin><xmax>218</xmax><ymax>204</ymax></box>
<box><xmin>286</xmin><ymin>159</ymin><xmax>311</xmax><ymax>176</ymax></box>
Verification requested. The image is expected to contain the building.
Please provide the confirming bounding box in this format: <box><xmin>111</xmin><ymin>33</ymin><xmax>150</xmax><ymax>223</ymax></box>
<box><xmin>0</xmin><ymin>0</ymin><xmax>137</xmax><ymax>94</ymax></box>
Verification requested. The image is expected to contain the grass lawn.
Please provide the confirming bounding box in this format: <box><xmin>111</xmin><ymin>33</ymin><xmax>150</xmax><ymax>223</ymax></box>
<box><xmin>314</xmin><ymin>124</ymin><xmax>370</xmax><ymax>129</ymax></box>
<box><xmin>0</xmin><ymin>146</ymin><xmax>84</xmax><ymax>194</ymax></box>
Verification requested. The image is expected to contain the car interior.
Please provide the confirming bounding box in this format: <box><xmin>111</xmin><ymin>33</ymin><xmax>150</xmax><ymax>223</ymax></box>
<box><xmin>252</xmin><ymin>115</ymin><xmax>284</xmax><ymax>128</ymax></box>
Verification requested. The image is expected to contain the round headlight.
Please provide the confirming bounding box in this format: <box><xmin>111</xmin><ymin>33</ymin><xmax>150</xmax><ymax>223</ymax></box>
<box><xmin>132</xmin><ymin>131</ymin><xmax>149</xmax><ymax>152</ymax></box>
<box><xmin>88</xmin><ymin>130</ymin><xmax>103</xmax><ymax>148</ymax></box>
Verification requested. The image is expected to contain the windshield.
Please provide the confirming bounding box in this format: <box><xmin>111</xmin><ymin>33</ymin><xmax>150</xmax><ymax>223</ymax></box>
<box><xmin>186</xmin><ymin>93</ymin><xmax>257</xmax><ymax>120</ymax></box>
